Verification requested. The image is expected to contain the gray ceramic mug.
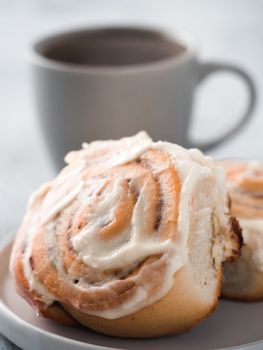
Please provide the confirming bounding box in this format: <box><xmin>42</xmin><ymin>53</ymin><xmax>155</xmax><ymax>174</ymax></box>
<box><xmin>30</xmin><ymin>26</ymin><xmax>256</xmax><ymax>169</ymax></box>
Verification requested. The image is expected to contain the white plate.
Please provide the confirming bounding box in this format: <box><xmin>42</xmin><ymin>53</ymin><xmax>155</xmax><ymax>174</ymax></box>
<box><xmin>1</xmin><ymin>240</ymin><xmax>263</xmax><ymax>350</ymax></box>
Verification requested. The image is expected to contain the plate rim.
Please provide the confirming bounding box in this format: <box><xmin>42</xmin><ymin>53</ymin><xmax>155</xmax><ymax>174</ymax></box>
<box><xmin>0</xmin><ymin>238</ymin><xmax>263</xmax><ymax>350</ymax></box>
<box><xmin>0</xmin><ymin>298</ymin><xmax>121</xmax><ymax>350</ymax></box>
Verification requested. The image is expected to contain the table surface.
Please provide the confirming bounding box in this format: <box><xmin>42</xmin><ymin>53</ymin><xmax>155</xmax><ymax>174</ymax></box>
<box><xmin>1</xmin><ymin>0</ymin><xmax>263</xmax><ymax>348</ymax></box>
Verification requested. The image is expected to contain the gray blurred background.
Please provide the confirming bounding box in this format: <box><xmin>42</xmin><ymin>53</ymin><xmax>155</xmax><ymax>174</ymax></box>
<box><xmin>0</xmin><ymin>0</ymin><xmax>262</xmax><ymax>239</ymax></box>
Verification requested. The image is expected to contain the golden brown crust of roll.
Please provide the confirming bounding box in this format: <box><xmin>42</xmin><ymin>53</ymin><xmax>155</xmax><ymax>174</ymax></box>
<box><xmin>62</xmin><ymin>265</ymin><xmax>222</xmax><ymax>338</ymax></box>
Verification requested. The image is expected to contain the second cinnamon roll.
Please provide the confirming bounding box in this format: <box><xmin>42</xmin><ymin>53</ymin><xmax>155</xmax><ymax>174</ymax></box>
<box><xmin>222</xmin><ymin>160</ymin><xmax>263</xmax><ymax>301</ymax></box>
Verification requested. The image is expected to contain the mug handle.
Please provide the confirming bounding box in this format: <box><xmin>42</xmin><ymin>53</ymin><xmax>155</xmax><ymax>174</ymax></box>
<box><xmin>188</xmin><ymin>62</ymin><xmax>257</xmax><ymax>151</ymax></box>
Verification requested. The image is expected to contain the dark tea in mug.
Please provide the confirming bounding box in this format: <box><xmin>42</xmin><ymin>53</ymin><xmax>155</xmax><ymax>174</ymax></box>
<box><xmin>37</xmin><ymin>27</ymin><xmax>186</xmax><ymax>67</ymax></box>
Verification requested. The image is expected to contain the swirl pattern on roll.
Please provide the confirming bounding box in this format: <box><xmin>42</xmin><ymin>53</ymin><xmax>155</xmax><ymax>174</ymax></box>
<box><xmin>11</xmin><ymin>132</ymin><xmax>236</xmax><ymax>320</ymax></box>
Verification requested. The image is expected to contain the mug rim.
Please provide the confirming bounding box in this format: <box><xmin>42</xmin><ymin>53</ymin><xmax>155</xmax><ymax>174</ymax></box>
<box><xmin>28</xmin><ymin>24</ymin><xmax>196</xmax><ymax>74</ymax></box>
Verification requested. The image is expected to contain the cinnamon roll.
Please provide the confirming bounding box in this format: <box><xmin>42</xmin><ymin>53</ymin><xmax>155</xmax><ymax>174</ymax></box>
<box><xmin>10</xmin><ymin>132</ymin><xmax>241</xmax><ymax>337</ymax></box>
<box><xmin>222</xmin><ymin>160</ymin><xmax>263</xmax><ymax>301</ymax></box>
